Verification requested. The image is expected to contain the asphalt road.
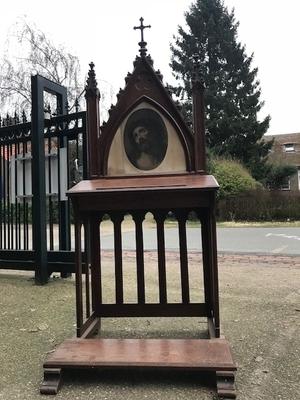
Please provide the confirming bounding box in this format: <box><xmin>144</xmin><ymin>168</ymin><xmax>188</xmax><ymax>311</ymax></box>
<box><xmin>101</xmin><ymin>227</ymin><xmax>300</xmax><ymax>255</ymax></box>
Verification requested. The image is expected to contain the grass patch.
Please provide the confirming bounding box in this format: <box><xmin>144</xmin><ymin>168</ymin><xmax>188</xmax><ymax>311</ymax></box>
<box><xmin>217</xmin><ymin>220</ymin><xmax>300</xmax><ymax>228</ymax></box>
<box><xmin>164</xmin><ymin>219</ymin><xmax>300</xmax><ymax>228</ymax></box>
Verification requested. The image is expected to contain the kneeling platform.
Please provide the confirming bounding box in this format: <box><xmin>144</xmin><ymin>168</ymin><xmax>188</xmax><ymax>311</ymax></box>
<box><xmin>41</xmin><ymin>338</ymin><xmax>236</xmax><ymax>398</ymax></box>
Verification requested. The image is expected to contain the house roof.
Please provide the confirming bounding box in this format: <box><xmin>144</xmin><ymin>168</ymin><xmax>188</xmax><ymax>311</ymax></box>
<box><xmin>265</xmin><ymin>132</ymin><xmax>300</xmax><ymax>167</ymax></box>
<box><xmin>265</xmin><ymin>132</ymin><xmax>300</xmax><ymax>144</ymax></box>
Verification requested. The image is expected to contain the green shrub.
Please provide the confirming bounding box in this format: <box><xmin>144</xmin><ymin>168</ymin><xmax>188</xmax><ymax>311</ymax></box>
<box><xmin>210</xmin><ymin>158</ymin><xmax>260</xmax><ymax>199</ymax></box>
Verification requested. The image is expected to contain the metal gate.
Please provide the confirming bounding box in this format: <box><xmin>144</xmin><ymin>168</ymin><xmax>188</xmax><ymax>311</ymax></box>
<box><xmin>0</xmin><ymin>75</ymin><xmax>87</xmax><ymax>283</ymax></box>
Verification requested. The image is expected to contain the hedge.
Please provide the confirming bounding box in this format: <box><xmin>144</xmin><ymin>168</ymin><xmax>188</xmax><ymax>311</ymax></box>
<box><xmin>218</xmin><ymin>189</ymin><xmax>300</xmax><ymax>221</ymax></box>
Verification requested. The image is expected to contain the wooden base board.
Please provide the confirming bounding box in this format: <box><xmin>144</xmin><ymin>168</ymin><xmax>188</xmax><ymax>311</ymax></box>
<box><xmin>41</xmin><ymin>338</ymin><xmax>236</xmax><ymax>398</ymax></box>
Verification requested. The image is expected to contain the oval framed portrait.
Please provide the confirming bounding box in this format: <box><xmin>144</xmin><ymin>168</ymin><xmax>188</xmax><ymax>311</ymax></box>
<box><xmin>124</xmin><ymin>108</ymin><xmax>168</xmax><ymax>170</ymax></box>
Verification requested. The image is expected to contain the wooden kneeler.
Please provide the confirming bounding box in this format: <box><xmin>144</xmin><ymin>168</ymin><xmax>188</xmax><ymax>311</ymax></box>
<box><xmin>41</xmin><ymin>19</ymin><xmax>236</xmax><ymax>399</ymax></box>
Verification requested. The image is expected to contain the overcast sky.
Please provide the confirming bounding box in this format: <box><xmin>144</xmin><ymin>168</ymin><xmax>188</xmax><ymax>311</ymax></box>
<box><xmin>1</xmin><ymin>0</ymin><xmax>299</xmax><ymax>135</ymax></box>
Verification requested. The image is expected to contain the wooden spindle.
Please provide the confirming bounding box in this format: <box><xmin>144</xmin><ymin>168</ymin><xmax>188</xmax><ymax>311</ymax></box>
<box><xmin>84</xmin><ymin>221</ymin><xmax>91</xmax><ymax>319</ymax></box>
<box><xmin>198</xmin><ymin>208</ymin><xmax>220</xmax><ymax>338</ymax></box>
<box><xmin>75</xmin><ymin>220</ymin><xmax>83</xmax><ymax>337</ymax></box>
<box><xmin>90</xmin><ymin>218</ymin><xmax>102</xmax><ymax>311</ymax></box>
<box><xmin>85</xmin><ymin>261</ymin><xmax>91</xmax><ymax>318</ymax></box>
<box><xmin>198</xmin><ymin>211</ymin><xmax>213</xmax><ymax>315</ymax></box>
<box><xmin>154</xmin><ymin>211</ymin><xmax>167</xmax><ymax>304</ymax></box>
<box><xmin>133</xmin><ymin>211</ymin><xmax>146</xmax><ymax>304</ymax></box>
<box><xmin>210</xmin><ymin>210</ymin><xmax>220</xmax><ymax>337</ymax></box>
<box><xmin>112</xmin><ymin>213</ymin><xmax>124</xmax><ymax>304</ymax></box>
<box><xmin>176</xmin><ymin>210</ymin><xmax>190</xmax><ymax>304</ymax></box>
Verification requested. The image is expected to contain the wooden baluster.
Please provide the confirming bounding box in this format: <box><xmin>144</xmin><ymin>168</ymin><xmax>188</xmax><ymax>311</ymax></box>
<box><xmin>75</xmin><ymin>219</ymin><xmax>83</xmax><ymax>337</ymax></box>
<box><xmin>176</xmin><ymin>210</ymin><xmax>190</xmax><ymax>304</ymax></box>
<box><xmin>133</xmin><ymin>211</ymin><xmax>146</xmax><ymax>304</ymax></box>
<box><xmin>210</xmin><ymin>210</ymin><xmax>220</xmax><ymax>338</ymax></box>
<box><xmin>84</xmin><ymin>220</ymin><xmax>91</xmax><ymax>319</ymax></box>
<box><xmin>198</xmin><ymin>208</ymin><xmax>220</xmax><ymax>338</ymax></box>
<box><xmin>90</xmin><ymin>217</ymin><xmax>102</xmax><ymax>311</ymax></box>
<box><xmin>112</xmin><ymin>213</ymin><xmax>124</xmax><ymax>304</ymax></box>
<box><xmin>198</xmin><ymin>210</ymin><xmax>213</xmax><ymax>315</ymax></box>
<box><xmin>154</xmin><ymin>211</ymin><xmax>167</xmax><ymax>304</ymax></box>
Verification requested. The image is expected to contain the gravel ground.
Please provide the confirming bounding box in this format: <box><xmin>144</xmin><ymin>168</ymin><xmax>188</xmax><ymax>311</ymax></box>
<box><xmin>0</xmin><ymin>253</ymin><xmax>299</xmax><ymax>400</ymax></box>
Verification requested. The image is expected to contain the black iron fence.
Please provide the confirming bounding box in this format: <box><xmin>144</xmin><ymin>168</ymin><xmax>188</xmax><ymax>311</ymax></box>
<box><xmin>0</xmin><ymin>105</ymin><xmax>87</xmax><ymax>280</ymax></box>
<box><xmin>0</xmin><ymin>114</ymin><xmax>32</xmax><ymax>251</ymax></box>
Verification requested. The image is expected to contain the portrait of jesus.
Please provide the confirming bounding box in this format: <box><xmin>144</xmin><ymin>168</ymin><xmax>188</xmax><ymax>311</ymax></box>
<box><xmin>124</xmin><ymin>108</ymin><xmax>168</xmax><ymax>171</ymax></box>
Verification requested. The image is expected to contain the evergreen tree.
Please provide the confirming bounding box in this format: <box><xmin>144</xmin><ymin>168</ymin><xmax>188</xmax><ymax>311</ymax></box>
<box><xmin>170</xmin><ymin>0</ymin><xmax>271</xmax><ymax>180</ymax></box>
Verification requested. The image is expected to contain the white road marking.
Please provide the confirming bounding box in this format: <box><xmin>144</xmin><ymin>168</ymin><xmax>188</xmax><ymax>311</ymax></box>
<box><xmin>266</xmin><ymin>233</ymin><xmax>300</xmax><ymax>241</ymax></box>
<box><xmin>271</xmin><ymin>245</ymin><xmax>289</xmax><ymax>254</ymax></box>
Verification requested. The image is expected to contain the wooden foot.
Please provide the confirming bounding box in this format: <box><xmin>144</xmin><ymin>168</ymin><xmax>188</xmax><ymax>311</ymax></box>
<box><xmin>40</xmin><ymin>368</ymin><xmax>62</xmax><ymax>395</ymax></box>
<box><xmin>216</xmin><ymin>371</ymin><xmax>236</xmax><ymax>399</ymax></box>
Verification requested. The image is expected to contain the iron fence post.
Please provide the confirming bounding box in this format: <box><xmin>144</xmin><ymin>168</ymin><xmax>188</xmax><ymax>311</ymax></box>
<box><xmin>31</xmin><ymin>75</ymin><xmax>48</xmax><ymax>284</ymax></box>
<box><xmin>31</xmin><ymin>75</ymin><xmax>69</xmax><ymax>284</ymax></box>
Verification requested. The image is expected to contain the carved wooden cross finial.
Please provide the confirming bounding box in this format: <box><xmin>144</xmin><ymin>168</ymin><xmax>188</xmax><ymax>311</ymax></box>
<box><xmin>134</xmin><ymin>17</ymin><xmax>151</xmax><ymax>57</ymax></box>
<box><xmin>134</xmin><ymin>17</ymin><xmax>151</xmax><ymax>43</ymax></box>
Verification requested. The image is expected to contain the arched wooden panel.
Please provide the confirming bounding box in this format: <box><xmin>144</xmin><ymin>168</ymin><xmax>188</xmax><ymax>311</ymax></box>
<box><xmin>107</xmin><ymin>100</ymin><xmax>189</xmax><ymax>176</ymax></box>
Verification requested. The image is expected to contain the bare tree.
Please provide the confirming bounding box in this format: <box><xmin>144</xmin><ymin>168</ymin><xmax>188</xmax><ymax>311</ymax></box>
<box><xmin>0</xmin><ymin>19</ymin><xmax>81</xmax><ymax>115</ymax></box>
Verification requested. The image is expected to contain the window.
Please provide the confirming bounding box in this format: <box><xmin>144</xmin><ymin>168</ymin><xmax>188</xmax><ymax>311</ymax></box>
<box><xmin>280</xmin><ymin>177</ymin><xmax>291</xmax><ymax>191</ymax></box>
<box><xmin>284</xmin><ymin>143</ymin><xmax>295</xmax><ymax>152</ymax></box>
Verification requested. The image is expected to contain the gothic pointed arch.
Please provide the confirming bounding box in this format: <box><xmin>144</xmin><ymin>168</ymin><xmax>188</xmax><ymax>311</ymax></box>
<box><xmin>101</xmin><ymin>95</ymin><xmax>193</xmax><ymax>175</ymax></box>
<box><xmin>98</xmin><ymin>55</ymin><xmax>195</xmax><ymax>176</ymax></box>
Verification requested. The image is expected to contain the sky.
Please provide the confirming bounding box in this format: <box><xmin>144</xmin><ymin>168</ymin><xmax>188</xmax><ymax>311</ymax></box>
<box><xmin>0</xmin><ymin>0</ymin><xmax>300</xmax><ymax>135</ymax></box>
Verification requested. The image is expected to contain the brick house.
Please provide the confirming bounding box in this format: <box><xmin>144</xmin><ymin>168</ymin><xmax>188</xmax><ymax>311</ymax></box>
<box><xmin>265</xmin><ymin>132</ymin><xmax>300</xmax><ymax>191</ymax></box>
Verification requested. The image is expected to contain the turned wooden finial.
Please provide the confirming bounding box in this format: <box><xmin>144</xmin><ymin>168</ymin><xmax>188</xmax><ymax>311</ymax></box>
<box><xmin>85</xmin><ymin>62</ymin><xmax>100</xmax><ymax>98</ymax></box>
<box><xmin>192</xmin><ymin>55</ymin><xmax>206</xmax><ymax>173</ymax></box>
<box><xmin>85</xmin><ymin>62</ymin><xmax>100</xmax><ymax>178</ymax></box>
